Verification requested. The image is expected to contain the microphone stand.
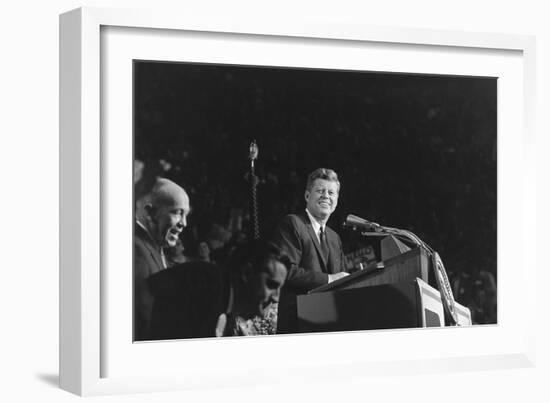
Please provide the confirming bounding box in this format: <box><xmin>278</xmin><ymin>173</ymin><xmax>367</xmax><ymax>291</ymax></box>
<box><xmin>247</xmin><ymin>140</ymin><xmax>260</xmax><ymax>240</ymax></box>
<box><xmin>353</xmin><ymin>221</ymin><xmax>459</xmax><ymax>326</ymax></box>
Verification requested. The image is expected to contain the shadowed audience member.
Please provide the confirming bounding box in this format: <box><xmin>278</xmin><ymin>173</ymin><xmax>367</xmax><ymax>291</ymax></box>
<box><xmin>215</xmin><ymin>239</ymin><xmax>290</xmax><ymax>337</ymax></box>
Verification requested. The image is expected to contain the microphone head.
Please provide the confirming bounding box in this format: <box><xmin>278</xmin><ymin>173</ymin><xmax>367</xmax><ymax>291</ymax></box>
<box><xmin>343</xmin><ymin>214</ymin><xmax>380</xmax><ymax>231</ymax></box>
<box><xmin>249</xmin><ymin>140</ymin><xmax>259</xmax><ymax>160</ymax></box>
<box><xmin>344</xmin><ymin>214</ymin><xmax>369</xmax><ymax>227</ymax></box>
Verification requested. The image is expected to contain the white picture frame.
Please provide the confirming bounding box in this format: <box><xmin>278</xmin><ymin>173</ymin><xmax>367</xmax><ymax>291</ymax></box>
<box><xmin>59</xmin><ymin>6</ymin><xmax>537</xmax><ymax>396</ymax></box>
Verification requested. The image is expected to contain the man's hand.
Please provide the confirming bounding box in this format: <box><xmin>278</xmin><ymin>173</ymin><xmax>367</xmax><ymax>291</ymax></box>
<box><xmin>328</xmin><ymin>271</ymin><xmax>349</xmax><ymax>283</ymax></box>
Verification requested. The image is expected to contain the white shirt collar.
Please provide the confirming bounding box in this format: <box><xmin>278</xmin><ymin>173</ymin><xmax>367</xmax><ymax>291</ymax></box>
<box><xmin>305</xmin><ymin>209</ymin><xmax>325</xmax><ymax>240</ymax></box>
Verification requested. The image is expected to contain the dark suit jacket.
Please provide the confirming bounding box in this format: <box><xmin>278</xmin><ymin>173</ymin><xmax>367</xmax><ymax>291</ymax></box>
<box><xmin>134</xmin><ymin>222</ymin><xmax>165</xmax><ymax>341</ymax></box>
<box><xmin>272</xmin><ymin>212</ymin><xmax>346</xmax><ymax>333</ymax></box>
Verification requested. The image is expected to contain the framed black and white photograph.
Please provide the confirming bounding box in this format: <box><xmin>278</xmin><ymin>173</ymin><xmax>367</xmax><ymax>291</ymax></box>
<box><xmin>132</xmin><ymin>60</ymin><xmax>496</xmax><ymax>341</ymax></box>
<box><xmin>59</xmin><ymin>7</ymin><xmax>536</xmax><ymax>396</ymax></box>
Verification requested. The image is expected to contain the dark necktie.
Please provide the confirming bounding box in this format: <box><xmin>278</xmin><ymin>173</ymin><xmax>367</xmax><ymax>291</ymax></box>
<box><xmin>319</xmin><ymin>227</ymin><xmax>329</xmax><ymax>262</ymax></box>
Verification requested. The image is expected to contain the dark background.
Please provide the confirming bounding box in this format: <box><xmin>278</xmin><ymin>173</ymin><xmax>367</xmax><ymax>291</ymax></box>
<box><xmin>134</xmin><ymin>61</ymin><xmax>497</xmax><ymax>324</ymax></box>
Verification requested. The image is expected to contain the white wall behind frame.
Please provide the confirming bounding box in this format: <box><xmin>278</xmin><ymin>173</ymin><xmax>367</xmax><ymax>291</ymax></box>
<box><xmin>0</xmin><ymin>0</ymin><xmax>548</xmax><ymax>402</ymax></box>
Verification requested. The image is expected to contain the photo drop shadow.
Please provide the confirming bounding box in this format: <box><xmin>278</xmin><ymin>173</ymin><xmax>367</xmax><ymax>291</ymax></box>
<box><xmin>35</xmin><ymin>373</ymin><xmax>59</xmax><ymax>388</ymax></box>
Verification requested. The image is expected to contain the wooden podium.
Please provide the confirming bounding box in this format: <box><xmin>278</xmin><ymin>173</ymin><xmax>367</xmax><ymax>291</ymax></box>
<box><xmin>296</xmin><ymin>241</ymin><xmax>446</xmax><ymax>333</ymax></box>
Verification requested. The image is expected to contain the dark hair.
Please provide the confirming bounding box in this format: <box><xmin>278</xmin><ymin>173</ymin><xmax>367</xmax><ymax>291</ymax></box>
<box><xmin>305</xmin><ymin>168</ymin><xmax>340</xmax><ymax>192</ymax></box>
<box><xmin>226</xmin><ymin>239</ymin><xmax>291</xmax><ymax>279</ymax></box>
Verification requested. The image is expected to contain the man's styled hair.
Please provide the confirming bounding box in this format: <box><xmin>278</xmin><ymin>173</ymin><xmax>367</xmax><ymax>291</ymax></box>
<box><xmin>305</xmin><ymin>168</ymin><xmax>340</xmax><ymax>192</ymax></box>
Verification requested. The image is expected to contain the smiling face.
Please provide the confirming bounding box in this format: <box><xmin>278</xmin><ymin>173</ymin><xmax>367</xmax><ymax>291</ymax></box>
<box><xmin>305</xmin><ymin>178</ymin><xmax>339</xmax><ymax>223</ymax></box>
<box><xmin>148</xmin><ymin>183</ymin><xmax>190</xmax><ymax>248</ymax></box>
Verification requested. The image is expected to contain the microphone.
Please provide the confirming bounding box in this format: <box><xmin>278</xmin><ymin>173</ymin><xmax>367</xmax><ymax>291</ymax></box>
<box><xmin>343</xmin><ymin>214</ymin><xmax>382</xmax><ymax>232</ymax></box>
<box><xmin>249</xmin><ymin>140</ymin><xmax>259</xmax><ymax>169</ymax></box>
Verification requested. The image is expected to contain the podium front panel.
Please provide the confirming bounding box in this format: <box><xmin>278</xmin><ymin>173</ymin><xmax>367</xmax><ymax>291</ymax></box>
<box><xmin>297</xmin><ymin>282</ymin><xmax>421</xmax><ymax>333</ymax></box>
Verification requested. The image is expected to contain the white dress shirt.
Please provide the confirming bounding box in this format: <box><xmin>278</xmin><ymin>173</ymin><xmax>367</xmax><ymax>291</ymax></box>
<box><xmin>305</xmin><ymin>208</ymin><xmax>325</xmax><ymax>243</ymax></box>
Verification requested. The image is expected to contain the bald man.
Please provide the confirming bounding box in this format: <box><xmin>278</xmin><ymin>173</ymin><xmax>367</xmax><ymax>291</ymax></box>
<box><xmin>134</xmin><ymin>178</ymin><xmax>190</xmax><ymax>341</ymax></box>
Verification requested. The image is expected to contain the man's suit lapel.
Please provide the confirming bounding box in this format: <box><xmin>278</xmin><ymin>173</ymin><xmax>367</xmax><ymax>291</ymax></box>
<box><xmin>136</xmin><ymin>223</ymin><xmax>165</xmax><ymax>270</ymax></box>
<box><xmin>325</xmin><ymin>229</ymin><xmax>340</xmax><ymax>274</ymax></box>
<box><xmin>144</xmin><ymin>239</ymin><xmax>165</xmax><ymax>270</ymax></box>
<box><xmin>301</xmin><ymin>213</ymin><xmax>328</xmax><ymax>272</ymax></box>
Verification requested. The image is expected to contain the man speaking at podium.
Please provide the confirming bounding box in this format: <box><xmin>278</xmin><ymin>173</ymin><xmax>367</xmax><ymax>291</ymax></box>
<box><xmin>272</xmin><ymin>168</ymin><xmax>349</xmax><ymax>333</ymax></box>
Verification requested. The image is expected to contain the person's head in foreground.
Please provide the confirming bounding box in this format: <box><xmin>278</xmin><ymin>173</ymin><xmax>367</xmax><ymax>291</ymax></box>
<box><xmin>227</xmin><ymin>239</ymin><xmax>290</xmax><ymax>319</ymax></box>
